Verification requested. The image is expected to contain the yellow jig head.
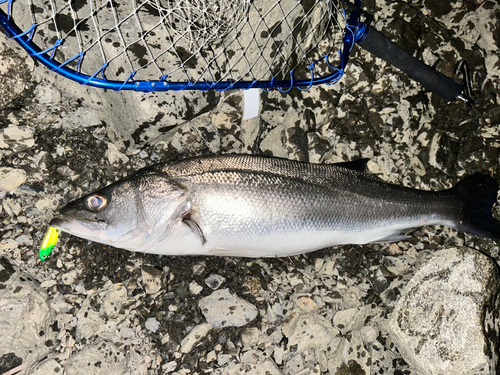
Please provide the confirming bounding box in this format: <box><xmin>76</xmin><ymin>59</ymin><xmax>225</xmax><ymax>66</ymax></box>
<box><xmin>39</xmin><ymin>226</ymin><xmax>59</xmax><ymax>261</ymax></box>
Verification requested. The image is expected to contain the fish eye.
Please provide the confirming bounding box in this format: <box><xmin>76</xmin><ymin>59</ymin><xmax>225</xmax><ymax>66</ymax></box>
<box><xmin>85</xmin><ymin>194</ymin><xmax>108</xmax><ymax>212</ymax></box>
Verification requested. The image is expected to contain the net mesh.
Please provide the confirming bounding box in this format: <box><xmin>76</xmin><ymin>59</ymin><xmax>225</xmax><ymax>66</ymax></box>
<box><xmin>2</xmin><ymin>0</ymin><xmax>346</xmax><ymax>85</ymax></box>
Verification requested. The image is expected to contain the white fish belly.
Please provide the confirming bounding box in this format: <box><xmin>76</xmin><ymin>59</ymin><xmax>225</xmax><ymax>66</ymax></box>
<box><xmin>202</xmin><ymin>218</ymin><xmax>452</xmax><ymax>258</ymax></box>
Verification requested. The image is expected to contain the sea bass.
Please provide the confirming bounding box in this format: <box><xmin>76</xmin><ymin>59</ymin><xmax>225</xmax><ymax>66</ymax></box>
<box><xmin>50</xmin><ymin>154</ymin><xmax>500</xmax><ymax>257</ymax></box>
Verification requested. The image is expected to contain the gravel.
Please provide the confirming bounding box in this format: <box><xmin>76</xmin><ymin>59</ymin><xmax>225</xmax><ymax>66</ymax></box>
<box><xmin>1</xmin><ymin>0</ymin><xmax>500</xmax><ymax>374</ymax></box>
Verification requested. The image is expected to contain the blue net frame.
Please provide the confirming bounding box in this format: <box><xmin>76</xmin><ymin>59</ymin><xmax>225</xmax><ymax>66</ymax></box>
<box><xmin>0</xmin><ymin>0</ymin><xmax>368</xmax><ymax>92</ymax></box>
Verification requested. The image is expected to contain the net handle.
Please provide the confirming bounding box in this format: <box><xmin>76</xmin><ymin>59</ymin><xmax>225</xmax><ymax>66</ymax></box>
<box><xmin>357</xmin><ymin>24</ymin><xmax>463</xmax><ymax>102</ymax></box>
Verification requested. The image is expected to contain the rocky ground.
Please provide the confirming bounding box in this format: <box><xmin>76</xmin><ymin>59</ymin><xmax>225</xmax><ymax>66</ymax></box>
<box><xmin>1</xmin><ymin>0</ymin><xmax>500</xmax><ymax>374</ymax></box>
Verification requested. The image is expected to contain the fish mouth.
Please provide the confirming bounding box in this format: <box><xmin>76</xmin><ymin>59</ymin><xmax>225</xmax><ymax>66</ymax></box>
<box><xmin>50</xmin><ymin>216</ymin><xmax>107</xmax><ymax>239</ymax></box>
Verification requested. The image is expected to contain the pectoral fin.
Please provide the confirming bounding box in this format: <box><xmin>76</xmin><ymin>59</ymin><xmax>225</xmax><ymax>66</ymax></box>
<box><xmin>182</xmin><ymin>212</ymin><xmax>206</xmax><ymax>245</ymax></box>
<box><xmin>170</xmin><ymin>198</ymin><xmax>207</xmax><ymax>246</ymax></box>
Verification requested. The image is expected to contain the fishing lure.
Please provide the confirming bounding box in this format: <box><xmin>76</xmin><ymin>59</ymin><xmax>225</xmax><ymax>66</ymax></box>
<box><xmin>39</xmin><ymin>226</ymin><xmax>59</xmax><ymax>261</ymax></box>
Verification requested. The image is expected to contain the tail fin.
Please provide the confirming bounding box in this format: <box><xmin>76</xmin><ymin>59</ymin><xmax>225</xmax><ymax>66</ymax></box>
<box><xmin>452</xmin><ymin>173</ymin><xmax>500</xmax><ymax>240</ymax></box>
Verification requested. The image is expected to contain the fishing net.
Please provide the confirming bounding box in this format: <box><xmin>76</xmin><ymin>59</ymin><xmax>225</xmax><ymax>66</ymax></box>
<box><xmin>1</xmin><ymin>0</ymin><xmax>346</xmax><ymax>87</ymax></box>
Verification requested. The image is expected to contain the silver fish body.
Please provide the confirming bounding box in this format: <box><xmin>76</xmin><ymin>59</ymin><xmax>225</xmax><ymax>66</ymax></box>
<box><xmin>51</xmin><ymin>154</ymin><xmax>500</xmax><ymax>257</ymax></box>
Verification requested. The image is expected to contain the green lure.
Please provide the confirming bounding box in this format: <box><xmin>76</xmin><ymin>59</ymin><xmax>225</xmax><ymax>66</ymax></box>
<box><xmin>39</xmin><ymin>226</ymin><xmax>59</xmax><ymax>261</ymax></box>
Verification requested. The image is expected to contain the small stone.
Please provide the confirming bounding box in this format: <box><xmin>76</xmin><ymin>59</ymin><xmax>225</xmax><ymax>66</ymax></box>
<box><xmin>141</xmin><ymin>265</ymin><xmax>164</xmax><ymax>294</ymax></box>
<box><xmin>61</xmin><ymin>270</ymin><xmax>78</xmax><ymax>285</ymax></box>
<box><xmin>145</xmin><ymin>317</ymin><xmax>160</xmax><ymax>333</ymax></box>
<box><xmin>32</xmin><ymin>358</ymin><xmax>64</xmax><ymax>375</ymax></box>
<box><xmin>319</xmin><ymin>259</ymin><xmax>337</xmax><ymax>276</ymax></box>
<box><xmin>205</xmin><ymin>274</ymin><xmax>226</xmax><ymax>290</ymax></box>
<box><xmin>192</xmin><ymin>263</ymin><xmax>205</xmax><ymax>275</ymax></box>
<box><xmin>327</xmin><ymin>332</ymin><xmax>370</xmax><ymax>374</ymax></box>
<box><xmin>383</xmin><ymin>256</ymin><xmax>410</xmax><ymax>276</ymax></box>
<box><xmin>206</xmin><ymin>350</ymin><xmax>217</xmax><ymax>363</ymax></box>
<box><xmin>189</xmin><ymin>281</ymin><xmax>203</xmax><ymax>295</ymax></box>
<box><xmin>35</xmin><ymin>197</ymin><xmax>58</xmax><ymax>211</ymax></box>
<box><xmin>285</xmin><ymin>311</ymin><xmax>340</xmax><ymax>355</ymax></box>
<box><xmin>217</xmin><ymin>354</ymin><xmax>233</xmax><ymax>366</ymax></box>
<box><xmin>162</xmin><ymin>360</ymin><xmax>178</xmax><ymax>373</ymax></box>
<box><xmin>240</xmin><ymin>350</ymin><xmax>260</xmax><ymax>365</ymax></box>
<box><xmin>41</xmin><ymin>280</ymin><xmax>58</xmax><ymax>288</ymax></box>
<box><xmin>106</xmin><ymin>143</ymin><xmax>129</xmax><ymax>165</ymax></box>
<box><xmin>240</xmin><ymin>327</ymin><xmax>260</xmax><ymax>349</ymax></box>
<box><xmin>64</xmin><ymin>339</ymin><xmax>129</xmax><ymax>375</ymax></box>
<box><xmin>273</xmin><ymin>345</ymin><xmax>285</xmax><ymax>365</ymax></box>
<box><xmin>359</xmin><ymin>325</ymin><xmax>378</xmax><ymax>345</ymax></box>
<box><xmin>0</xmin><ymin>238</ymin><xmax>18</xmax><ymax>251</ymax></box>
<box><xmin>296</xmin><ymin>296</ymin><xmax>318</xmax><ymax>312</ymax></box>
<box><xmin>333</xmin><ymin>306</ymin><xmax>373</xmax><ymax>335</ymax></box>
<box><xmin>120</xmin><ymin>328</ymin><xmax>135</xmax><ymax>339</ymax></box>
<box><xmin>198</xmin><ymin>288</ymin><xmax>258</xmax><ymax>328</ymax></box>
<box><xmin>314</xmin><ymin>258</ymin><xmax>325</xmax><ymax>272</ymax></box>
<box><xmin>161</xmin><ymin>333</ymin><xmax>170</xmax><ymax>345</ymax></box>
<box><xmin>247</xmin><ymin>359</ymin><xmax>285</xmax><ymax>375</ymax></box>
<box><xmin>0</xmin><ymin>167</ymin><xmax>27</xmax><ymax>192</ymax></box>
<box><xmin>180</xmin><ymin>323</ymin><xmax>213</xmax><ymax>353</ymax></box>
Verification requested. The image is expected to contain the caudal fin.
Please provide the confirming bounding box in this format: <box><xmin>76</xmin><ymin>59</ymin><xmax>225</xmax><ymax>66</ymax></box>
<box><xmin>452</xmin><ymin>173</ymin><xmax>500</xmax><ymax>240</ymax></box>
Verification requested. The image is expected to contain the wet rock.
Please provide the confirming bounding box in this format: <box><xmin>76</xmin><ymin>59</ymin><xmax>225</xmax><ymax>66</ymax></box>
<box><xmin>198</xmin><ymin>288</ymin><xmax>258</xmax><ymax>328</ymax></box>
<box><xmin>180</xmin><ymin>323</ymin><xmax>213</xmax><ymax>353</ymax></box>
<box><xmin>41</xmin><ymin>69</ymin><xmax>220</xmax><ymax>149</ymax></box>
<box><xmin>388</xmin><ymin>247</ymin><xmax>500</xmax><ymax>375</ymax></box>
<box><xmin>0</xmin><ymin>257</ymin><xmax>55</xmax><ymax>375</ymax></box>
<box><xmin>106</xmin><ymin>143</ymin><xmax>130</xmax><ymax>165</ymax></box>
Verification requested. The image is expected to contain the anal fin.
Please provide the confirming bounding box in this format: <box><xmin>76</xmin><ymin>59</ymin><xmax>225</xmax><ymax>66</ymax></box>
<box><xmin>373</xmin><ymin>234</ymin><xmax>411</xmax><ymax>244</ymax></box>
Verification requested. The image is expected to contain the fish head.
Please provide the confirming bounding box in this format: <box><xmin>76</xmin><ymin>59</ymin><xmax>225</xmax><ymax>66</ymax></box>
<box><xmin>50</xmin><ymin>172</ymin><xmax>188</xmax><ymax>250</ymax></box>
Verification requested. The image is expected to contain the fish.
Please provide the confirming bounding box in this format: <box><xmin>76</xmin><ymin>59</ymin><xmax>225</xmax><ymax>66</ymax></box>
<box><xmin>49</xmin><ymin>154</ymin><xmax>500</xmax><ymax>258</ymax></box>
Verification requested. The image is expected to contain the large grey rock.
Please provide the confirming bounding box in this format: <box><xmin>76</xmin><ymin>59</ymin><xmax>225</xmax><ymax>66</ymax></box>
<box><xmin>64</xmin><ymin>339</ymin><xmax>147</xmax><ymax>375</ymax></box>
<box><xmin>198</xmin><ymin>288</ymin><xmax>258</xmax><ymax>328</ymax></box>
<box><xmin>0</xmin><ymin>167</ymin><xmax>27</xmax><ymax>192</ymax></box>
<box><xmin>0</xmin><ymin>257</ymin><xmax>55</xmax><ymax>375</ymax></box>
<box><xmin>75</xmin><ymin>282</ymin><xmax>134</xmax><ymax>342</ymax></box>
<box><xmin>42</xmin><ymin>71</ymin><xmax>220</xmax><ymax>150</ymax></box>
<box><xmin>0</xmin><ymin>39</ymin><xmax>35</xmax><ymax>111</ymax></box>
<box><xmin>282</xmin><ymin>310</ymin><xmax>340</xmax><ymax>356</ymax></box>
<box><xmin>388</xmin><ymin>247</ymin><xmax>500</xmax><ymax>375</ymax></box>
<box><xmin>180</xmin><ymin>323</ymin><xmax>213</xmax><ymax>354</ymax></box>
